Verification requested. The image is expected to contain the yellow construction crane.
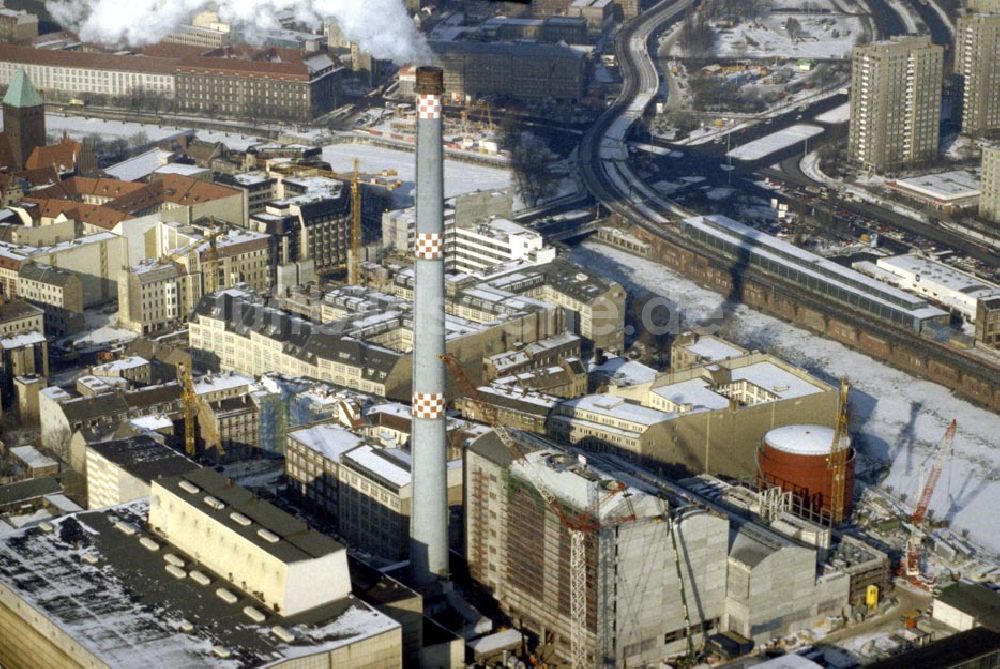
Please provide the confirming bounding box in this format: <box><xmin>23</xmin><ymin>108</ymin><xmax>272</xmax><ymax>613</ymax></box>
<box><xmin>828</xmin><ymin>378</ymin><xmax>851</xmax><ymax>525</ymax></box>
<box><xmin>202</xmin><ymin>222</ymin><xmax>224</xmax><ymax>295</ymax></box>
<box><xmin>348</xmin><ymin>158</ymin><xmax>363</xmax><ymax>285</ymax></box>
<box><xmin>178</xmin><ymin>361</ymin><xmax>198</xmax><ymax>458</ymax></box>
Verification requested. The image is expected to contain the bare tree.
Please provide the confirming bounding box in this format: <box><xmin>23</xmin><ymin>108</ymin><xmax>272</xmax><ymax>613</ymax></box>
<box><xmin>785</xmin><ymin>18</ymin><xmax>802</xmax><ymax>41</ymax></box>
<box><xmin>509</xmin><ymin>130</ymin><xmax>559</xmax><ymax>208</ymax></box>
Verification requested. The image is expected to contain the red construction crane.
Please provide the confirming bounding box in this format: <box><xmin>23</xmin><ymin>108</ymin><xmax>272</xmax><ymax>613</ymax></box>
<box><xmin>911</xmin><ymin>419</ymin><xmax>957</xmax><ymax>525</ymax></box>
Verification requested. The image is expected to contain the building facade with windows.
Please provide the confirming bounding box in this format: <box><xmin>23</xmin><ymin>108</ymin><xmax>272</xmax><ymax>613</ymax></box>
<box><xmin>849</xmin><ymin>36</ymin><xmax>943</xmax><ymax>171</ymax></box>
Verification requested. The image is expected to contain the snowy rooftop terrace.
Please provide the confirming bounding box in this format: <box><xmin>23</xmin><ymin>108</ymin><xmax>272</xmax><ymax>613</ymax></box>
<box><xmin>0</xmin><ymin>500</ymin><xmax>398</xmax><ymax>667</ymax></box>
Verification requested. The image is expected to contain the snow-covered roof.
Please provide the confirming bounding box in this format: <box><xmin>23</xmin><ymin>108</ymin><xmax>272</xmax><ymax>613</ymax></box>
<box><xmin>0</xmin><ymin>330</ymin><xmax>45</xmax><ymax>349</ymax></box>
<box><xmin>893</xmin><ymin>171</ymin><xmax>980</xmax><ymax>202</ymax></box>
<box><xmin>730</xmin><ymin>361</ymin><xmax>824</xmax><ymax>400</ymax></box>
<box><xmin>0</xmin><ymin>500</ymin><xmax>399</xmax><ymax>667</ymax></box>
<box><xmin>103</xmin><ymin>149</ymin><xmax>174</xmax><ymax>182</ymax></box>
<box><xmin>682</xmin><ymin>335</ymin><xmax>746</xmax><ymax>362</ymax></box>
<box><xmin>153</xmin><ymin>163</ymin><xmax>210</xmax><ymax>177</ymax></box>
<box><xmin>343</xmin><ymin>445</ymin><xmax>411</xmax><ymax>488</ymax></box>
<box><xmin>558</xmin><ymin>394</ymin><xmax>672</xmax><ymax>426</ymax></box>
<box><xmin>765</xmin><ymin>425</ymin><xmax>836</xmax><ymax>455</ymax></box>
<box><xmin>287</xmin><ymin>424</ymin><xmax>365</xmax><ymax>463</ymax></box>
<box><xmin>130</xmin><ymin>415</ymin><xmax>174</xmax><ymax>431</ymax></box>
<box><xmin>876</xmin><ymin>254</ymin><xmax>998</xmax><ymax>297</ymax></box>
<box><xmin>10</xmin><ymin>446</ymin><xmax>57</xmax><ymax>470</ymax></box>
<box><xmin>469</xmin><ymin>629</ymin><xmax>523</xmax><ymax>655</ymax></box>
<box><xmin>588</xmin><ymin>356</ymin><xmax>658</xmax><ymax>386</ymax></box>
<box><xmin>193</xmin><ymin>372</ymin><xmax>253</xmax><ymax>395</ymax></box>
<box><xmin>92</xmin><ymin>355</ymin><xmax>149</xmax><ymax>375</ymax></box>
<box><xmin>511</xmin><ymin>448</ymin><xmax>662</xmax><ymax>520</ymax></box>
<box><xmin>652</xmin><ymin>378</ymin><xmax>730</xmax><ymax>412</ymax></box>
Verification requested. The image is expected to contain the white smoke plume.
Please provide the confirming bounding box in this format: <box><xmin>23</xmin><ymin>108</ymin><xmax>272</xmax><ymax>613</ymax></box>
<box><xmin>45</xmin><ymin>0</ymin><xmax>430</xmax><ymax>64</ymax></box>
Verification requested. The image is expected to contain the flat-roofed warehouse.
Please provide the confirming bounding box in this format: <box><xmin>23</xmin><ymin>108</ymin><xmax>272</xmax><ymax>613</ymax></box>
<box><xmin>0</xmin><ymin>468</ymin><xmax>402</xmax><ymax>668</ymax></box>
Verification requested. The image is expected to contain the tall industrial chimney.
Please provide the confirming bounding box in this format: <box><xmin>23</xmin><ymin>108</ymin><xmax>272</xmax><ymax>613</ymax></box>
<box><xmin>410</xmin><ymin>66</ymin><xmax>449</xmax><ymax>585</ymax></box>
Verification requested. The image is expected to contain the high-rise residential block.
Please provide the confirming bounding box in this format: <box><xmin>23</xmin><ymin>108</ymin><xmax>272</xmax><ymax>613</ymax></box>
<box><xmin>849</xmin><ymin>36</ymin><xmax>943</xmax><ymax>172</ymax></box>
<box><xmin>956</xmin><ymin>7</ymin><xmax>1000</xmax><ymax>137</ymax></box>
<box><xmin>981</xmin><ymin>144</ymin><xmax>1000</xmax><ymax>224</ymax></box>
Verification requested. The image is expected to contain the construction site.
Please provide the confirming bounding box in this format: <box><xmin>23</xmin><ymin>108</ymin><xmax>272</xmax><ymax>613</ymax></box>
<box><xmin>3</xmin><ymin>62</ymin><xmax>1000</xmax><ymax>669</ymax></box>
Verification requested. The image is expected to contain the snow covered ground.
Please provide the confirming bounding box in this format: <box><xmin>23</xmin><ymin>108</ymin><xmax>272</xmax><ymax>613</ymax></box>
<box><xmin>322</xmin><ymin>142</ymin><xmax>512</xmax><ymax>200</ymax></box>
<box><xmin>570</xmin><ymin>241</ymin><xmax>1000</xmax><ymax>556</ymax></box>
<box><xmin>727</xmin><ymin>124</ymin><xmax>824</xmax><ymax>161</ymax></box>
<box><xmin>815</xmin><ymin>101</ymin><xmax>851</xmax><ymax>124</ymax></box>
<box><xmin>710</xmin><ymin>14</ymin><xmax>862</xmax><ymax>59</ymax></box>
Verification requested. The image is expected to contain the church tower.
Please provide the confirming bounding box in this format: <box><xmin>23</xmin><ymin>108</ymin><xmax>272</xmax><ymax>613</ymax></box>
<box><xmin>2</xmin><ymin>69</ymin><xmax>46</xmax><ymax>170</ymax></box>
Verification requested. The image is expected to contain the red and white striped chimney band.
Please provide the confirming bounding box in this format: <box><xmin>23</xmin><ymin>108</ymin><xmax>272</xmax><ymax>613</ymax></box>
<box><xmin>414</xmin><ymin>232</ymin><xmax>443</xmax><ymax>260</ymax></box>
<box><xmin>417</xmin><ymin>94</ymin><xmax>442</xmax><ymax>119</ymax></box>
<box><xmin>413</xmin><ymin>392</ymin><xmax>446</xmax><ymax>419</ymax></box>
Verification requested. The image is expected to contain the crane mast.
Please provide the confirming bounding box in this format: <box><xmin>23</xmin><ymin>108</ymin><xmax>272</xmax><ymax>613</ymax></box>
<box><xmin>912</xmin><ymin>419</ymin><xmax>957</xmax><ymax>524</ymax></box>
<box><xmin>827</xmin><ymin>378</ymin><xmax>851</xmax><ymax>524</ymax></box>
<box><xmin>348</xmin><ymin>159</ymin><xmax>363</xmax><ymax>285</ymax></box>
<box><xmin>178</xmin><ymin>362</ymin><xmax>197</xmax><ymax>458</ymax></box>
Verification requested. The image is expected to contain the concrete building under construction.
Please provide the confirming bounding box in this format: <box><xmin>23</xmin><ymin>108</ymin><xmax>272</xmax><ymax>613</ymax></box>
<box><xmin>465</xmin><ymin>432</ymin><xmax>855</xmax><ymax>667</ymax></box>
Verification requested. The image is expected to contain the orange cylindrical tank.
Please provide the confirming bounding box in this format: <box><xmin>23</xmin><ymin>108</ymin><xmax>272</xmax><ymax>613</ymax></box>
<box><xmin>758</xmin><ymin>424</ymin><xmax>855</xmax><ymax>520</ymax></box>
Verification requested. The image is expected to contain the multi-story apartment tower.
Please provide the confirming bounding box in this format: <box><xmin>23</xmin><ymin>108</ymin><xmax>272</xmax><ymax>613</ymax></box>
<box><xmin>981</xmin><ymin>144</ymin><xmax>1000</xmax><ymax>225</ymax></box>
<box><xmin>956</xmin><ymin>0</ymin><xmax>1000</xmax><ymax>137</ymax></box>
<box><xmin>849</xmin><ymin>36</ymin><xmax>943</xmax><ymax>172</ymax></box>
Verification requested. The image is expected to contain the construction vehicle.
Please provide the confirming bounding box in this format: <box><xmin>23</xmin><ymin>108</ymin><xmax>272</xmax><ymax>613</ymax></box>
<box><xmin>827</xmin><ymin>378</ymin><xmax>851</xmax><ymax>525</ymax></box>
<box><xmin>903</xmin><ymin>419</ymin><xmax>958</xmax><ymax>587</ymax></box>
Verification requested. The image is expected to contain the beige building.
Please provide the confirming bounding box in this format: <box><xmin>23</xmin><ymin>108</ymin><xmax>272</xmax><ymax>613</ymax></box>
<box><xmin>155</xmin><ymin>220</ymin><xmax>272</xmax><ymax>294</ymax></box>
<box><xmin>163</xmin><ymin>24</ymin><xmax>231</xmax><ymax>49</ymax></box>
<box><xmin>0</xmin><ymin>330</ymin><xmax>47</xmax><ymax>412</ymax></box>
<box><xmin>0</xmin><ymin>298</ymin><xmax>42</xmax><ymax>336</ymax></box>
<box><xmin>16</xmin><ymin>263</ymin><xmax>85</xmax><ymax>336</ymax></box>
<box><xmin>670</xmin><ymin>332</ymin><xmax>748</xmax><ymax>370</ymax></box>
<box><xmin>956</xmin><ymin>9</ymin><xmax>1000</xmax><ymax>138</ymax></box>
<box><xmin>0</xmin><ymin>6</ymin><xmax>38</xmax><ymax>42</ymax></box>
<box><xmin>849</xmin><ymin>36</ymin><xmax>943</xmax><ymax>172</ymax></box>
<box><xmin>31</xmin><ymin>232</ymin><xmax>129</xmax><ymax>306</ymax></box>
<box><xmin>189</xmin><ymin>288</ymin><xmax>561</xmax><ymax>401</ymax></box>
<box><xmin>548</xmin><ymin>353</ymin><xmax>838</xmax><ymax>479</ymax></box>
<box><xmin>981</xmin><ymin>144</ymin><xmax>1000</xmax><ymax>224</ymax></box>
<box><xmin>285</xmin><ymin>422</ymin><xmax>463</xmax><ymax>563</ymax></box>
<box><xmin>118</xmin><ymin>259</ymin><xmax>203</xmax><ymax>335</ymax></box>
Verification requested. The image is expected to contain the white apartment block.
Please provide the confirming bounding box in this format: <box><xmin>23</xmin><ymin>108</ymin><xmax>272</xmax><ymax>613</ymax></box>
<box><xmin>383</xmin><ymin>201</ymin><xmax>555</xmax><ymax>276</ymax></box>
<box><xmin>849</xmin><ymin>36</ymin><xmax>943</xmax><ymax>172</ymax></box>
